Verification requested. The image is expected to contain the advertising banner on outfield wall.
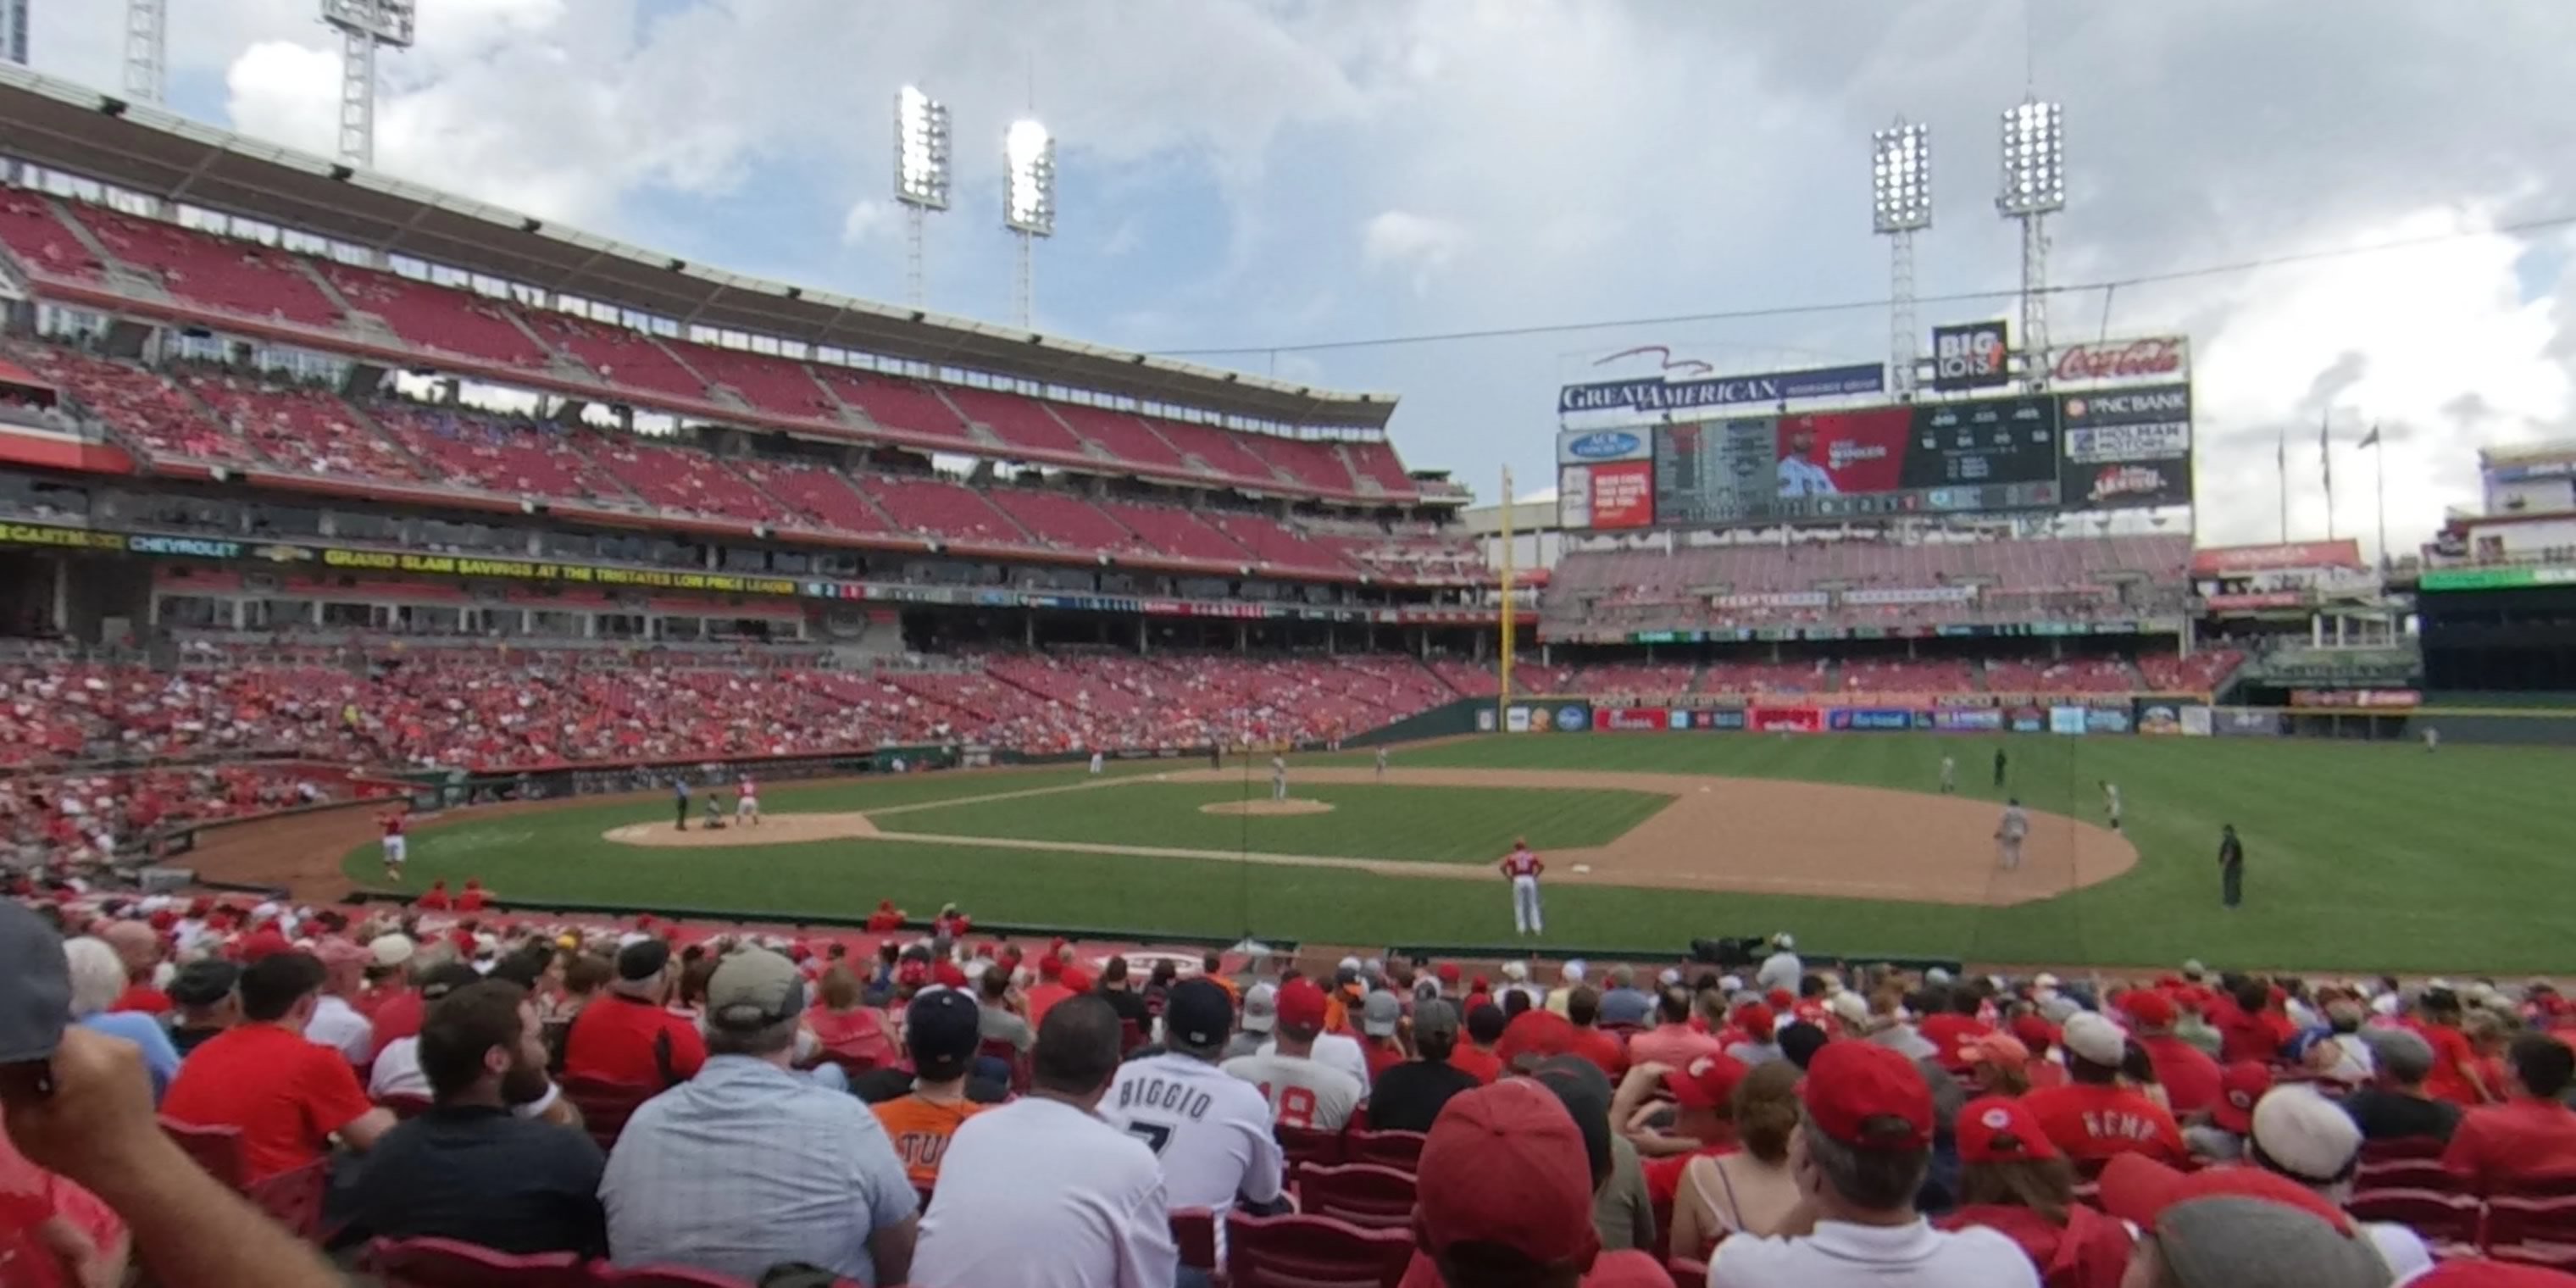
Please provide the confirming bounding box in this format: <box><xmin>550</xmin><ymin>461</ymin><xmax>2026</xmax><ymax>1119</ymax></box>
<box><xmin>2180</xmin><ymin>706</ymin><xmax>2214</xmax><ymax>736</ymax></box>
<box><xmin>2050</xmin><ymin>706</ymin><xmax>2090</xmax><ymax>735</ymax></box>
<box><xmin>1558</xmin><ymin>360</ymin><xmax>1885</xmax><ymax>417</ymax></box>
<box><xmin>1749</xmin><ymin>706</ymin><xmax>1823</xmax><ymax>734</ymax></box>
<box><xmin>2010</xmin><ymin>709</ymin><xmax>2047</xmax><ymax>733</ymax></box>
<box><xmin>1707</xmin><ymin>709</ymin><xmax>1748</xmax><ymax>730</ymax></box>
<box><xmin>1505</xmin><ymin>706</ymin><xmax>1531</xmax><ymax>733</ymax></box>
<box><xmin>1829</xmin><ymin>708</ymin><xmax>1922</xmax><ymax>731</ymax></box>
<box><xmin>2135</xmin><ymin>700</ymin><xmax>2190</xmax><ymax>736</ymax></box>
<box><xmin>2290</xmin><ymin>688</ymin><xmax>2422</xmax><ymax>709</ymax></box>
<box><xmin>2085</xmin><ymin>708</ymin><xmax>2134</xmax><ymax>734</ymax></box>
<box><xmin>1935</xmin><ymin>708</ymin><xmax>2006</xmax><ymax>731</ymax></box>
<box><xmin>2213</xmin><ymin>708</ymin><xmax>2284</xmax><ymax>736</ymax></box>
<box><xmin>1600</xmin><ymin>708</ymin><xmax>1666</xmax><ymax>731</ymax></box>
<box><xmin>1477</xmin><ymin>708</ymin><xmax>1498</xmax><ymax>732</ymax></box>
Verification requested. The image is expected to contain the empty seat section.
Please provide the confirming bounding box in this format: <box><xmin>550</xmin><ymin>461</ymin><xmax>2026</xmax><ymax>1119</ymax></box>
<box><xmin>1144</xmin><ymin>418</ymin><xmax>1278</xmax><ymax>484</ymax></box>
<box><xmin>863</xmin><ymin>475</ymin><xmax>1025</xmax><ymax>545</ymax></box>
<box><xmin>526</xmin><ymin>314</ymin><xmax>711</xmax><ymax>403</ymax></box>
<box><xmin>1346</xmin><ymin>440</ymin><xmax>1415</xmax><ymax>493</ymax></box>
<box><xmin>2136</xmin><ymin>649</ymin><xmax>2245</xmax><ymax>691</ymax></box>
<box><xmin>319</xmin><ymin>264</ymin><xmax>551</xmax><ymax>369</ymax></box>
<box><xmin>1050</xmin><ymin>405</ymin><xmax>1189</xmax><ymax>469</ymax></box>
<box><xmin>8</xmin><ymin>346</ymin><xmax>245</xmax><ymax>460</ymax></box>
<box><xmin>1208</xmin><ymin>514</ymin><xmax>1352</xmax><ymax>572</ymax></box>
<box><xmin>1242</xmin><ymin>435</ymin><xmax>1356</xmax><ymax>492</ymax></box>
<box><xmin>369</xmin><ymin>403</ymin><xmax>628</xmax><ymax>502</ymax></box>
<box><xmin>941</xmin><ymin>386</ymin><xmax>1088</xmax><ymax>457</ymax></box>
<box><xmin>1836</xmin><ymin>658</ymin><xmax>1975</xmax><ymax>693</ymax></box>
<box><xmin>985</xmin><ymin>489</ymin><xmax>1143</xmax><ymax>553</ymax></box>
<box><xmin>169</xmin><ymin>369</ymin><xmax>417</xmax><ymax>480</ymax></box>
<box><xmin>674</xmin><ymin>342</ymin><xmax>843</xmax><ymax>422</ymax></box>
<box><xmin>73</xmin><ymin>208</ymin><xmax>341</xmax><ymax>327</ymax></box>
<box><xmin>0</xmin><ymin>194</ymin><xmax>104</xmax><ymax>281</ymax></box>
<box><xmin>730</xmin><ymin>458</ymin><xmax>891</xmax><ymax>534</ymax></box>
<box><xmin>812</xmin><ymin>369</ymin><xmax>974</xmax><ymax>443</ymax></box>
<box><xmin>1100</xmin><ymin>502</ymin><xmax>1249</xmax><ymax>564</ymax></box>
<box><xmin>584</xmin><ymin>438</ymin><xmax>786</xmax><ymax>524</ymax></box>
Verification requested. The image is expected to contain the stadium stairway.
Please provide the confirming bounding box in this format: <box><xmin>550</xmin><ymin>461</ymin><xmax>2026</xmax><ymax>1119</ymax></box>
<box><xmin>335</xmin><ymin>397</ymin><xmax>447</xmax><ymax>483</ymax></box>
<box><xmin>290</xmin><ymin>259</ymin><xmax>400</xmax><ymax>348</ymax></box>
<box><xmin>40</xmin><ymin>197</ymin><xmax>171</xmax><ymax>304</ymax></box>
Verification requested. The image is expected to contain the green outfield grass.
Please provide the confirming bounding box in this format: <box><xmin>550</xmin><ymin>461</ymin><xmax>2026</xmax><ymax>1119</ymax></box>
<box><xmin>355</xmin><ymin>734</ymin><xmax>2576</xmax><ymax>974</ymax></box>
<box><xmin>880</xmin><ymin>780</ymin><xmax>1667</xmax><ymax>861</ymax></box>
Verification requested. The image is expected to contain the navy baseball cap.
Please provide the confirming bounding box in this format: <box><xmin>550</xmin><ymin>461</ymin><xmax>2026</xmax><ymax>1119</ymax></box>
<box><xmin>0</xmin><ymin>900</ymin><xmax>69</xmax><ymax>1064</ymax></box>
<box><xmin>167</xmin><ymin>958</ymin><xmax>242</xmax><ymax>1009</ymax></box>
<box><xmin>906</xmin><ymin>987</ymin><xmax>983</xmax><ymax>1077</ymax></box>
<box><xmin>1165</xmin><ymin>979</ymin><xmax>1235</xmax><ymax>1050</ymax></box>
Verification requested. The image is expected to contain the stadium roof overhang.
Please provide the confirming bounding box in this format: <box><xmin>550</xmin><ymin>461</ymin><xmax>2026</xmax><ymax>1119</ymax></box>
<box><xmin>0</xmin><ymin>65</ymin><xmax>1397</xmax><ymax>433</ymax></box>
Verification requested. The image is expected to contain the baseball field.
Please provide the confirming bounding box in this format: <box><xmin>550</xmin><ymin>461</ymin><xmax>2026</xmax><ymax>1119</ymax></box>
<box><xmin>333</xmin><ymin>733</ymin><xmax>2576</xmax><ymax>974</ymax></box>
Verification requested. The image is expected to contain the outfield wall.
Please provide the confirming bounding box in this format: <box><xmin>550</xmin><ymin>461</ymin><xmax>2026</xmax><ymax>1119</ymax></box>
<box><xmin>1486</xmin><ymin>693</ymin><xmax>2576</xmax><ymax>747</ymax></box>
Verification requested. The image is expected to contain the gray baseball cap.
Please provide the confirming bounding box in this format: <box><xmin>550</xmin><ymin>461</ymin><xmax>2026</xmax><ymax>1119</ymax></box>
<box><xmin>0</xmin><ymin>901</ymin><xmax>69</xmax><ymax>1064</ymax></box>
<box><xmin>1362</xmin><ymin>991</ymin><xmax>1402</xmax><ymax>1037</ymax></box>
<box><xmin>1413</xmin><ymin>999</ymin><xmax>1462</xmax><ymax>1044</ymax></box>
<box><xmin>707</xmin><ymin>948</ymin><xmax>807</xmax><ymax>1030</ymax></box>
<box><xmin>2153</xmin><ymin>1196</ymin><xmax>2391</xmax><ymax>1288</ymax></box>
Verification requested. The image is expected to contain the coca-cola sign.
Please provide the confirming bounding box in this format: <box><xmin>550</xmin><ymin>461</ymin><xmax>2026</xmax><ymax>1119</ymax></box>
<box><xmin>2047</xmin><ymin>336</ymin><xmax>2190</xmax><ymax>384</ymax></box>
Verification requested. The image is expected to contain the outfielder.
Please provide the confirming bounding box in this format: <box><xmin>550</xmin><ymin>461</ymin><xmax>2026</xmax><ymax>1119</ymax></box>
<box><xmin>2100</xmin><ymin>780</ymin><xmax>2122</xmax><ymax>831</ymax></box>
<box><xmin>736</xmin><ymin>774</ymin><xmax>761</xmax><ymax>826</ymax></box>
<box><xmin>1501</xmin><ymin>836</ymin><xmax>1545</xmax><ymax>935</ymax></box>
<box><xmin>1375</xmin><ymin>746</ymin><xmax>1389</xmax><ymax>777</ymax></box>
<box><xmin>1270</xmin><ymin>754</ymin><xmax>1287</xmax><ymax>802</ymax></box>
<box><xmin>2423</xmin><ymin>725</ymin><xmax>2440</xmax><ymax>753</ymax></box>
<box><xmin>1995</xmin><ymin>797</ymin><xmax>2029</xmax><ymax>869</ymax></box>
<box><xmin>379</xmin><ymin>806</ymin><xmax>408</xmax><ymax>880</ymax></box>
<box><xmin>1090</xmin><ymin>749</ymin><xmax>1106</xmax><ymax>776</ymax></box>
<box><xmin>1939</xmin><ymin>754</ymin><xmax>1957</xmax><ymax>794</ymax></box>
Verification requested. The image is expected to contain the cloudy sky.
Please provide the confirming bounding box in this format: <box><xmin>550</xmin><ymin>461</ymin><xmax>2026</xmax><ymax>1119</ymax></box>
<box><xmin>23</xmin><ymin>0</ymin><xmax>2576</xmax><ymax>557</ymax></box>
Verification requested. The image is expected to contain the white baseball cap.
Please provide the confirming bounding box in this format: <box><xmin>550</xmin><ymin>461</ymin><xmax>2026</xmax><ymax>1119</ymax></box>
<box><xmin>2250</xmin><ymin>1086</ymin><xmax>2362</xmax><ymax>1184</ymax></box>
<box><xmin>1502</xmin><ymin>960</ymin><xmax>1530</xmax><ymax>982</ymax></box>
<box><xmin>1774</xmin><ymin>933</ymin><xmax>1796</xmax><ymax>950</ymax></box>
<box><xmin>1241</xmin><ymin>983</ymin><xmax>1279</xmax><ymax>1034</ymax></box>
<box><xmin>2062</xmin><ymin>1012</ymin><xmax>2129</xmax><ymax>1066</ymax></box>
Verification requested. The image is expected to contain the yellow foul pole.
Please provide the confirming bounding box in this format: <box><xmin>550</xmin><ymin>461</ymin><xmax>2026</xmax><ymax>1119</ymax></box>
<box><xmin>1498</xmin><ymin>465</ymin><xmax>1515</xmax><ymax>723</ymax></box>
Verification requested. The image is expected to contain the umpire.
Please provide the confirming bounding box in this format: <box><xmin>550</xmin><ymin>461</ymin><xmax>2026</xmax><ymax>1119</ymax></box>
<box><xmin>2218</xmin><ymin>824</ymin><xmax>2245</xmax><ymax>909</ymax></box>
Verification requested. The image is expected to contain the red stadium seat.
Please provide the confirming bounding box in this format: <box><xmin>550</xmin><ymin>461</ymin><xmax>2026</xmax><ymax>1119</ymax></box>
<box><xmin>247</xmin><ymin>1157</ymin><xmax>331</xmax><ymax>1241</ymax></box>
<box><xmin>2347</xmin><ymin>1189</ymin><xmax>2481</xmax><ymax>1250</ymax></box>
<box><xmin>2487</xmin><ymin>1196</ymin><xmax>2576</xmax><ymax>1267</ymax></box>
<box><xmin>1667</xmin><ymin>1257</ymin><xmax>1711</xmax><ymax>1288</ymax></box>
<box><xmin>365</xmin><ymin>1237</ymin><xmax>593</xmax><ymax>1288</ymax></box>
<box><xmin>1277</xmin><ymin>1124</ymin><xmax>1346</xmax><ymax>1169</ymax></box>
<box><xmin>2359</xmin><ymin>1136</ymin><xmax>2449</xmax><ymax>1163</ymax></box>
<box><xmin>378</xmin><ymin>1093</ymin><xmax>436</xmax><ymax>1120</ymax></box>
<box><xmin>1344</xmin><ymin>1130</ymin><xmax>1427</xmax><ymax>1173</ymax></box>
<box><xmin>2355</xmin><ymin>1159</ymin><xmax>2457</xmax><ymax>1194</ymax></box>
<box><xmin>1225</xmin><ymin>1212</ymin><xmax>1416</xmax><ymax>1288</ymax></box>
<box><xmin>161</xmin><ymin>1117</ymin><xmax>248</xmax><ymax>1190</ymax></box>
<box><xmin>593</xmin><ymin>1267</ymin><xmax>759</xmax><ymax>1288</ymax></box>
<box><xmin>1170</xmin><ymin>1207</ymin><xmax>1220</xmax><ymax>1270</ymax></box>
<box><xmin>1296</xmin><ymin>1162</ymin><xmax>1418</xmax><ymax>1230</ymax></box>
<box><xmin>561</xmin><ymin>1076</ymin><xmax>657</xmax><ymax>1154</ymax></box>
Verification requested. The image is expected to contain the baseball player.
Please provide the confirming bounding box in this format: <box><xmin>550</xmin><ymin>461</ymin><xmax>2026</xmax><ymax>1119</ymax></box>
<box><xmin>1992</xmin><ymin>746</ymin><xmax>2009</xmax><ymax>789</ymax></box>
<box><xmin>2423</xmin><ymin>725</ymin><xmax>2440</xmax><ymax>753</ymax></box>
<box><xmin>2218</xmin><ymin>824</ymin><xmax>2246</xmax><ymax>908</ymax></box>
<box><xmin>1995</xmin><ymin>797</ymin><xmax>2029</xmax><ymax>869</ymax></box>
<box><xmin>702</xmin><ymin>791</ymin><xmax>728</xmax><ymax>830</ymax></box>
<box><xmin>672</xmin><ymin>777</ymin><xmax>691</xmax><ymax>830</ymax></box>
<box><xmin>1501</xmin><ymin>836</ymin><xmax>1545</xmax><ymax>935</ymax></box>
<box><xmin>1090</xmin><ymin>749</ymin><xmax>1105</xmax><ymax>776</ymax></box>
<box><xmin>2100</xmin><ymin>780</ymin><xmax>2123</xmax><ymax>831</ymax></box>
<box><xmin>1374</xmin><ymin>746</ymin><xmax>1390</xmax><ymax>778</ymax></box>
<box><xmin>1940</xmin><ymin>754</ymin><xmax>1957</xmax><ymax>794</ymax></box>
<box><xmin>378</xmin><ymin>806</ymin><xmax>408</xmax><ymax>880</ymax></box>
<box><xmin>1270</xmin><ymin>754</ymin><xmax>1288</xmax><ymax>802</ymax></box>
<box><xmin>736</xmin><ymin>773</ymin><xmax>761</xmax><ymax>826</ymax></box>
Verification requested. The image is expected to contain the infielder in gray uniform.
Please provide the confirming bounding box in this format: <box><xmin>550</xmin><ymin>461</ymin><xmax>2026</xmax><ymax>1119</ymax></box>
<box><xmin>1995</xmin><ymin>797</ymin><xmax>2029</xmax><ymax>869</ymax></box>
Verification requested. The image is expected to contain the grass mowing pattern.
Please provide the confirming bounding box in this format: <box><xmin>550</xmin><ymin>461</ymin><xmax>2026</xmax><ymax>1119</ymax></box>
<box><xmin>880</xmin><ymin>781</ymin><xmax>1668</xmax><ymax>862</ymax></box>
<box><xmin>360</xmin><ymin>736</ymin><xmax>2576</xmax><ymax>973</ymax></box>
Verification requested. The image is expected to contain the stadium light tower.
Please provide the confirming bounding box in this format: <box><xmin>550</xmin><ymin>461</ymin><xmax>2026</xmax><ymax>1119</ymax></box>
<box><xmin>1871</xmin><ymin>119</ymin><xmax>1931</xmax><ymax>396</ymax></box>
<box><xmin>124</xmin><ymin>0</ymin><xmax>168</xmax><ymax>103</ymax></box>
<box><xmin>893</xmin><ymin>85</ymin><xmax>952</xmax><ymax>308</ymax></box>
<box><xmin>1002</xmin><ymin>117</ymin><xmax>1056</xmax><ymax>330</ymax></box>
<box><xmin>1996</xmin><ymin>97</ymin><xmax>2066</xmax><ymax>380</ymax></box>
<box><xmin>320</xmin><ymin>0</ymin><xmax>416</xmax><ymax>168</ymax></box>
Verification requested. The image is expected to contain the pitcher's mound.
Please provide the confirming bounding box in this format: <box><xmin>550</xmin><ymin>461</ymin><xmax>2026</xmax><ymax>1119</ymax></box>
<box><xmin>1200</xmin><ymin>799</ymin><xmax>1335</xmax><ymax>818</ymax></box>
<box><xmin>603</xmin><ymin>812</ymin><xmax>880</xmax><ymax>847</ymax></box>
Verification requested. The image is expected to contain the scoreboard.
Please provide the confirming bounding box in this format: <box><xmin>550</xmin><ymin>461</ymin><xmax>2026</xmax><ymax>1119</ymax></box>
<box><xmin>1647</xmin><ymin>396</ymin><xmax>2061</xmax><ymax>527</ymax></box>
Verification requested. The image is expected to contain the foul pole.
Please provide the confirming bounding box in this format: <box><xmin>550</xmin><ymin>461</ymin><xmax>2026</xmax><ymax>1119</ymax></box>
<box><xmin>1497</xmin><ymin>465</ymin><xmax>1515</xmax><ymax>725</ymax></box>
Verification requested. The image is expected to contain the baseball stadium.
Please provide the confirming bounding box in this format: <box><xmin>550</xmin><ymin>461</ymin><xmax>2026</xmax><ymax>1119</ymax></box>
<box><xmin>8</xmin><ymin>7</ymin><xmax>2576</xmax><ymax>1285</ymax></box>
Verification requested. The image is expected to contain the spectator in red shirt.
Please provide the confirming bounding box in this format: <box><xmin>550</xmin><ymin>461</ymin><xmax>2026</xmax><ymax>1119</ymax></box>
<box><xmin>159</xmin><ymin>952</ymin><xmax>395</xmax><ymax>1182</ymax></box>
<box><xmin>1564</xmin><ymin>987</ymin><xmax>1627</xmax><ymax>1079</ymax></box>
<box><xmin>2413</xmin><ymin>989</ymin><xmax>2497</xmax><ymax>1107</ymax></box>
<box><xmin>1938</xmin><ymin>1095</ymin><xmax>2134</xmax><ymax>1287</ymax></box>
<box><xmin>416</xmin><ymin>880</ymin><xmax>452</xmax><ymax>913</ymax></box>
<box><xmin>2019</xmin><ymin>1013</ymin><xmax>2185</xmax><ymax>1166</ymax></box>
<box><xmin>1357</xmin><ymin>991</ymin><xmax>1408</xmax><ymax>1083</ymax></box>
<box><xmin>2444</xmin><ymin>1033</ymin><xmax>2576</xmax><ymax>1193</ymax></box>
<box><xmin>99</xmin><ymin>922</ymin><xmax>169</xmax><ymax>1016</ymax></box>
<box><xmin>2120</xmin><ymin>989</ymin><xmax>2222</xmax><ymax>1117</ymax></box>
<box><xmin>1918</xmin><ymin>985</ymin><xmax>1995</xmax><ymax>1075</ymax></box>
<box><xmin>562</xmin><ymin>938</ymin><xmax>706</xmax><ymax>1090</ymax></box>
<box><xmin>1450</xmin><ymin>1004</ymin><xmax>1506</xmax><ymax>1085</ymax></box>
<box><xmin>863</xmin><ymin>900</ymin><xmax>904</xmax><ymax>934</ymax></box>
<box><xmin>456</xmin><ymin>879</ymin><xmax>486</xmax><ymax>913</ymax></box>
<box><xmin>1629</xmin><ymin>986</ymin><xmax>1723</xmax><ymax>1070</ymax></box>
<box><xmin>1023</xmin><ymin>955</ymin><xmax>1074</xmax><ymax>1029</ymax></box>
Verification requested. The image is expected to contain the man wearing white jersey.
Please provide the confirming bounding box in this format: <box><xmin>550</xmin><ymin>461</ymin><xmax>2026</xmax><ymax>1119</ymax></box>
<box><xmin>1221</xmin><ymin>978</ymin><xmax>1362</xmax><ymax>1131</ymax></box>
<box><xmin>1995</xmin><ymin>798</ymin><xmax>2029</xmax><ymax>869</ymax></box>
<box><xmin>914</xmin><ymin>996</ymin><xmax>1177</xmax><ymax>1288</ymax></box>
<box><xmin>2100</xmin><ymin>780</ymin><xmax>2122</xmax><ymax>832</ymax></box>
<box><xmin>736</xmin><ymin>774</ymin><xmax>760</xmax><ymax>826</ymax></box>
<box><xmin>1099</xmin><ymin>980</ymin><xmax>1284</xmax><ymax>1222</ymax></box>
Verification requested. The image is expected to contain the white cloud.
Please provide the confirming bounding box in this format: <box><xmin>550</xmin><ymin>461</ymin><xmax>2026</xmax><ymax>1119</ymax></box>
<box><xmin>1361</xmin><ymin>210</ymin><xmax>1468</xmax><ymax>295</ymax></box>
<box><xmin>219</xmin><ymin>42</ymin><xmax>344</xmax><ymax>158</ymax></box>
<box><xmin>840</xmin><ymin>199</ymin><xmax>900</xmax><ymax>247</ymax></box>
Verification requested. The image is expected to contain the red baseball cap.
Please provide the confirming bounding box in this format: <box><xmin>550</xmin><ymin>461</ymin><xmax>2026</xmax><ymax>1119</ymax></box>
<box><xmin>934</xmin><ymin>961</ymin><xmax>969</xmax><ymax>990</ymax></box>
<box><xmin>1955</xmin><ymin>1096</ymin><xmax>2059</xmax><ymax>1165</ymax></box>
<box><xmin>1664</xmin><ymin>1052</ymin><xmax>1749</xmax><ymax>1111</ymax></box>
<box><xmin>2212</xmin><ymin>1061</ymin><xmax>2274</xmax><ymax>1135</ymax></box>
<box><xmin>1493</xmin><ymin>1009</ymin><xmax>1579</xmax><ymax>1071</ymax></box>
<box><xmin>1765</xmin><ymin>988</ymin><xmax>1795</xmax><ymax>1010</ymax></box>
<box><xmin>1800</xmin><ymin>1041</ymin><xmax>1932</xmax><ymax>1152</ymax></box>
<box><xmin>2096</xmin><ymin>1154</ymin><xmax>2352</xmax><ymax>1235</ymax></box>
<box><xmin>1274</xmin><ymin>978</ymin><xmax>1329</xmax><ymax>1031</ymax></box>
<box><xmin>1960</xmin><ymin>1031</ymin><xmax>2030</xmax><ymax>1072</ymax></box>
<box><xmin>1061</xmin><ymin>966</ymin><xmax>1093</xmax><ymax>993</ymax></box>
<box><xmin>1415</xmin><ymin>1080</ymin><xmax>1602</xmax><ymax>1267</ymax></box>
<box><xmin>1037</xmin><ymin>955</ymin><xmax>1063</xmax><ymax>980</ymax></box>
<box><xmin>1436</xmin><ymin>962</ymin><xmax>1462</xmax><ymax>985</ymax></box>
<box><xmin>1730</xmin><ymin>1002</ymin><xmax>1776</xmax><ymax>1041</ymax></box>
<box><xmin>2010</xmin><ymin>1014</ymin><xmax>2059</xmax><ymax>1052</ymax></box>
<box><xmin>2118</xmin><ymin>990</ymin><xmax>2177</xmax><ymax>1030</ymax></box>
<box><xmin>2408</xmin><ymin>1262</ymin><xmax>2576</xmax><ymax>1287</ymax></box>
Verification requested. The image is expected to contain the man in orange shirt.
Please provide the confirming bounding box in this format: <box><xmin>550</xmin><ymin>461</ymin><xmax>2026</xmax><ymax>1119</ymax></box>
<box><xmin>2444</xmin><ymin>1033</ymin><xmax>2576</xmax><ymax>1192</ymax></box>
<box><xmin>160</xmin><ymin>952</ymin><xmax>395</xmax><ymax>1181</ymax></box>
<box><xmin>871</xmin><ymin>989</ymin><xmax>990</xmax><ymax>1191</ymax></box>
<box><xmin>2018</xmin><ymin>1012</ymin><xmax>2185</xmax><ymax>1165</ymax></box>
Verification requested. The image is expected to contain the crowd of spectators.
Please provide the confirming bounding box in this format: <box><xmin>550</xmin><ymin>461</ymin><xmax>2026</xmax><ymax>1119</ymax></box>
<box><xmin>6</xmin><ymin>885</ymin><xmax>2576</xmax><ymax>1287</ymax></box>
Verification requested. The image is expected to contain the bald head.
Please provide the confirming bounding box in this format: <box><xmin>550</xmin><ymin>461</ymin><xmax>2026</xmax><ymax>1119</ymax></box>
<box><xmin>101</xmin><ymin>921</ymin><xmax>161</xmax><ymax>976</ymax></box>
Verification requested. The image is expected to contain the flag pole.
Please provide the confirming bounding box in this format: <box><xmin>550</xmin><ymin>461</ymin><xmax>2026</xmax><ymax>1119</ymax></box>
<box><xmin>2321</xmin><ymin>409</ymin><xmax>2335</xmax><ymax>541</ymax></box>
<box><xmin>2367</xmin><ymin>423</ymin><xmax>2388</xmax><ymax>570</ymax></box>
<box><xmin>2276</xmin><ymin>425</ymin><xmax>2289</xmax><ymax>543</ymax></box>
<box><xmin>1497</xmin><ymin>465</ymin><xmax>1515</xmax><ymax>727</ymax></box>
